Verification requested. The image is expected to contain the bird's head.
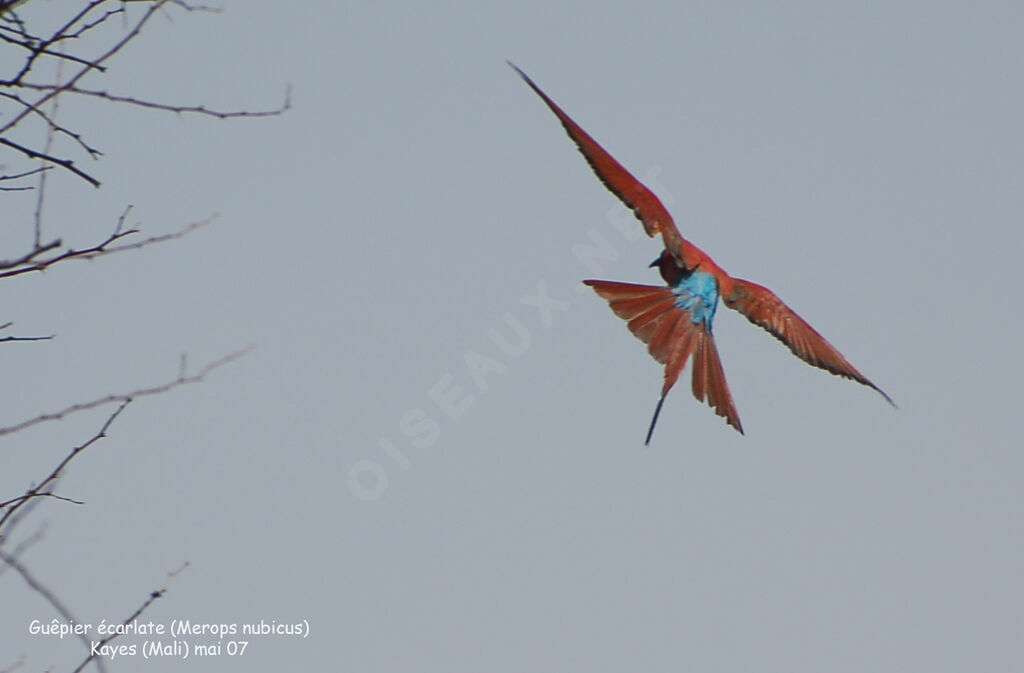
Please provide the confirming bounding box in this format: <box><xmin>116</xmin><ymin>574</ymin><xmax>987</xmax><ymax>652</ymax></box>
<box><xmin>650</xmin><ymin>249</ymin><xmax>686</xmax><ymax>285</ymax></box>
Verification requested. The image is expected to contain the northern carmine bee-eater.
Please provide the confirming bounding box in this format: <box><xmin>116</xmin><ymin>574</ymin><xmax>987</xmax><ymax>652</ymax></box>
<box><xmin>510</xmin><ymin>63</ymin><xmax>894</xmax><ymax>442</ymax></box>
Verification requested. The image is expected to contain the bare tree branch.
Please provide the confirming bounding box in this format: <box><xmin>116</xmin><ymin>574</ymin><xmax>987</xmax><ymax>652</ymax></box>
<box><xmin>0</xmin><ymin>165</ymin><xmax>48</xmax><ymax>191</ymax></box>
<box><xmin>0</xmin><ymin>239</ymin><xmax>61</xmax><ymax>270</ymax></box>
<box><xmin>0</xmin><ymin>402</ymin><xmax>124</xmax><ymax>534</ymax></box>
<box><xmin>0</xmin><ymin>322</ymin><xmax>54</xmax><ymax>343</ymax></box>
<box><xmin>2</xmin><ymin>1</ymin><xmax>288</xmax><ymax>186</ymax></box>
<box><xmin>0</xmin><ymin>0</ymin><xmax>33</xmax><ymax>17</ymax></box>
<box><xmin>0</xmin><ymin>137</ymin><xmax>100</xmax><ymax>187</ymax></box>
<box><xmin>33</xmin><ymin>58</ymin><xmax>64</xmax><ymax>245</ymax></box>
<box><xmin>0</xmin><ymin>88</ymin><xmax>103</xmax><ymax>158</ymax></box>
<box><xmin>2</xmin><ymin>5</ymin><xmax>282</xmax><ymax>670</ymax></box>
<box><xmin>0</xmin><ymin>492</ymin><xmax>84</xmax><ymax>510</ymax></box>
<box><xmin>0</xmin><ymin>211</ymin><xmax>218</xmax><ymax>278</ymax></box>
<box><xmin>17</xmin><ymin>82</ymin><xmax>293</xmax><ymax>119</ymax></box>
<box><xmin>0</xmin><ymin>549</ymin><xmax>109</xmax><ymax>673</ymax></box>
<box><xmin>0</xmin><ymin>520</ymin><xmax>48</xmax><ymax>575</ymax></box>
<box><xmin>70</xmin><ymin>562</ymin><xmax>190</xmax><ymax>673</ymax></box>
<box><xmin>0</xmin><ymin>345</ymin><xmax>254</xmax><ymax>439</ymax></box>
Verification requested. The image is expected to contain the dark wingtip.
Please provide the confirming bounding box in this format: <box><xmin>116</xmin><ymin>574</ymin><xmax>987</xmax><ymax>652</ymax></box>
<box><xmin>876</xmin><ymin>385</ymin><xmax>898</xmax><ymax>409</ymax></box>
<box><xmin>859</xmin><ymin>375</ymin><xmax>897</xmax><ymax>409</ymax></box>
<box><xmin>506</xmin><ymin>60</ymin><xmax>530</xmax><ymax>82</ymax></box>
<box><xmin>507</xmin><ymin>62</ymin><xmax>555</xmax><ymax>109</ymax></box>
<box><xmin>645</xmin><ymin>396</ymin><xmax>666</xmax><ymax>446</ymax></box>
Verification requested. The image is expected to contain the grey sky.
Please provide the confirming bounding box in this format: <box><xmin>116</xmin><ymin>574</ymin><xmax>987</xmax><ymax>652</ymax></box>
<box><xmin>2</xmin><ymin>1</ymin><xmax>1023</xmax><ymax>671</ymax></box>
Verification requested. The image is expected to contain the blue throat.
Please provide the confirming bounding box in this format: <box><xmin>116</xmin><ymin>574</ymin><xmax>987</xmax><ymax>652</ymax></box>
<box><xmin>671</xmin><ymin>271</ymin><xmax>719</xmax><ymax>328</ymax></box>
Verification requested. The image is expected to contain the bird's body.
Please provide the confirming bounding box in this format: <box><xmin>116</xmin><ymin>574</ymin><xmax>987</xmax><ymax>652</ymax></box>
<box><xmin>510</xmin><ymin>63</ymin><xmax>893</xmax><ymax>441</ymax></box>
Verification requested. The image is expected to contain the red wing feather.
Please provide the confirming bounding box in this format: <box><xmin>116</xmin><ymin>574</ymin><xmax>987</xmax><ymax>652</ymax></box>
<box><xmin>724</xmin><ymin>278</ymin><xmax>894</xmax><ymax>406</ymax></box>
<box><xmin>585</xmin><ymin>279</ymin><xmax>744</xmax><ymax>435</ymax></box>
<box><xmin>583</xmin><ymin>280</ymin><xmax>678</xmax><ymax>361</ymax></box>
<box><xmin>510</xmin><ymin>63</ymin><xmax>701</xmax><ymax>269</ymax></box>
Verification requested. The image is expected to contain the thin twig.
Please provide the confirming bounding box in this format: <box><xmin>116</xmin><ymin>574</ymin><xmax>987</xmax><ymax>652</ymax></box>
<box><xmin>0</xmin><ymin>549</ymin><xmax>109</xmax><ymax>673</ymax></box>
<box><xmin>0</xmin><ymin>492</ymin><xmax>83</xmax><ymax>509</ymax></box>
<box><xmin>0</xmin><ymin>213</ymin><xmax>217</xmax><ymax>279</ymax></box>
<box><xmin>1</xmin><ymin>2</ymin><xmax>178</xmax><ymax>186</ymax></box>
<box><xmin>2</xmin><ymin>2</ymin><xmax>188</xmax><ymax>135</ymax></box>
<box><xmin>0</xmin><ymin>137</ymin><xmax>100</xmax><ymax>187</ymax></box>
<box><xmin>0</xmin><ymin>88</ymin><xmax>103</xmax><ymax>159</ymax></box>
<box><xmin>0</xmin><ymin>165</ymin><xmax>48</xmax><ymax>182</ymax></box>
<box><xmin>2</xmin><ymin>1</ymin><xmax>286</xmax><ymax>186</ymax></box>
<box><xmin>18</xmin><ymin>83</ymin><xmax>293</xmax><ymax>119</ymax></box>
<box><xmin>33</xmin><ymin>51</ymin><xmax>65</xmax><ymax>246</ymax></box>
<box><xmin>0</xmin><ymin>240</ymin><xmax>61</xmax><ymax>270</ymax></box>
<box><xmin>70</xmin><ymin>562</ymin><xmax>190</xmax><ymax>673</ymax></box>
<box><xmin>0</xmin><ymin>521</ymin><xmax>48</xmax><ymax>572</ymax></box>
<box><xmin>0</xmin><ymin>402</ymin><xmax>126</xmax><ymax>533</ymax></box>
<box><xmin>0</xmin><ymin>322</ymin><xmax>54</xmax><ymax>343</ymax></box>
<box><xmin>0</xmin><ymin>334</ymin><xmax>53</xmax><ymax>342</ymax></box>
<box><xmin>0</xmin><ymin>345</ymin><xmax>254</xmax><ymax>439</ymax></box>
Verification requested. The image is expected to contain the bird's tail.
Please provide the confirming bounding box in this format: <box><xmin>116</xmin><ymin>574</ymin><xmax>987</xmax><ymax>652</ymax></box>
<box><xmin>584</xmin><ymin>279</ymin><xmax>743</xmax><ymax>441</ymax></box>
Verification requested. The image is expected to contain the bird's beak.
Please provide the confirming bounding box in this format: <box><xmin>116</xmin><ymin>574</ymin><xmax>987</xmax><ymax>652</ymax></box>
<box><xmin>649</xmin><ymin>257</ymin><xmax>661</xmax><ymax>268</ymax></box>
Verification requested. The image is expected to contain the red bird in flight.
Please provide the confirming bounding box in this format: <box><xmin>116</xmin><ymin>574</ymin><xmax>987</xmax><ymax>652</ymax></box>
<box><xmin>510</xmin><ymin>63</ymin><xmax>894</xmax><ymax>441</ymax></box>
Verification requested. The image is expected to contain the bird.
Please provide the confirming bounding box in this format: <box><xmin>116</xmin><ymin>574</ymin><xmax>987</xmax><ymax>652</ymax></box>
<box><xmin>510</xmin><ymin>62</ymin><xmax>894</xmax><ymax>442</ymax></box>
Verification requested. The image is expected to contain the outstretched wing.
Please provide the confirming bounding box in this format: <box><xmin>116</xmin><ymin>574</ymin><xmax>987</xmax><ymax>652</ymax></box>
<box><xmin>724</xmin><ymin>278</ymin><xmax>895</xmax><ymax>406</ymax></box>
<box><xmin>510</xmin><ymin>63</ymin><xmax>702</xmax><ymax>269</ymax></box>
<box><xmin>584</xmin><ymin>279</ymin><xmax>743</xmax><ymax>438</ymax></box>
